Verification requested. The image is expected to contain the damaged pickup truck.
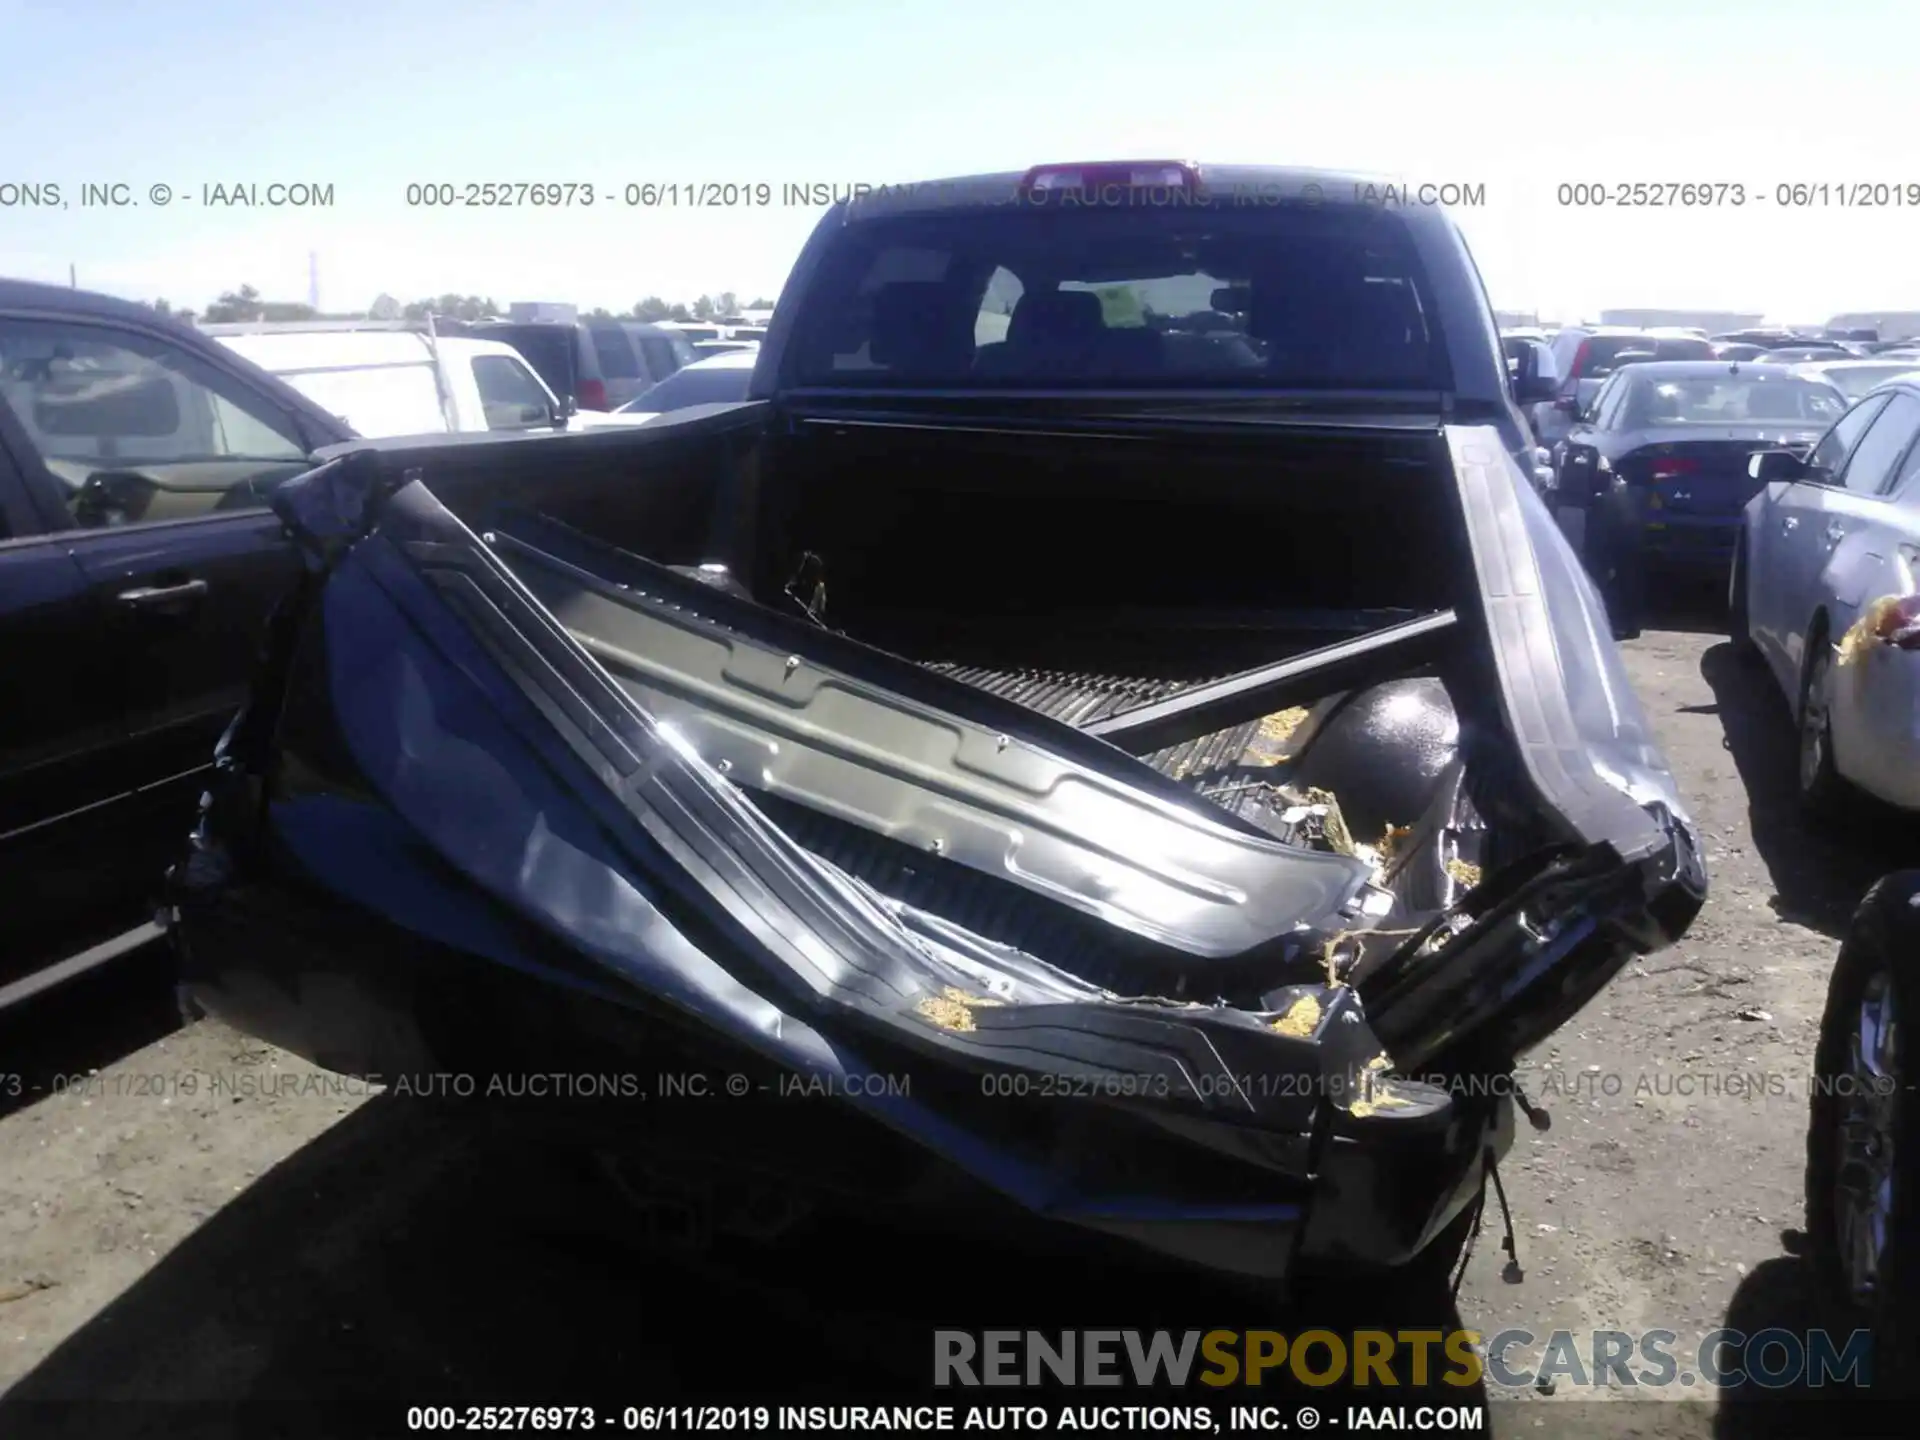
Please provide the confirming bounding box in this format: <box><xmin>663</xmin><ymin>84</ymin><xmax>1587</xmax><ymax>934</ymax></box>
<box><xmin>169</xmin><ymin>162</ymin><xmax>1704</xmax><ymax>1288</ymax></box>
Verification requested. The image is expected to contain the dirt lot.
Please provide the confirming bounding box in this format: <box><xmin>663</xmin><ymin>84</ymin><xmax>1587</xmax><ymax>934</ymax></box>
<box><xmin>2</xmin><ymin>609</ymin><xmax>1913</xmax><ymax>1438</ymax></box>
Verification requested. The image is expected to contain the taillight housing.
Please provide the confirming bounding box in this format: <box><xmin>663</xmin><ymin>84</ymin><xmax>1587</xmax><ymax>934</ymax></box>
<box><xmin>1650</xmin><ymin>457</ymin><xmax>1702</xmax><ymax>481</ymax></box>
<box><xmin>576</xmin><ymin>379</ymin><xmax>609</xmax><ymax>410</ymax></box>
<box><xmin>1570</xmin><ymin>339</ymin><xmax>1592</xmax><ymax>378</ymax></box>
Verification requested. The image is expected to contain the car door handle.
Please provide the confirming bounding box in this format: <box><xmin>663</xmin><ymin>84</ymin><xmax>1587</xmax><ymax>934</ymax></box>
<box><xmin>1780</xmin><ymin>516</ymin><xmax>1799</xmax><ymax>534</ymax></box>
<box><xmin>117</xmin><ymin>578</ymin><xmax>209</xmax><ymax>610</ymax></box>
<box><xmin>1824</xmin><ymin>521</ymin><xmax>1847</xmax><ymax>545</ymax></box>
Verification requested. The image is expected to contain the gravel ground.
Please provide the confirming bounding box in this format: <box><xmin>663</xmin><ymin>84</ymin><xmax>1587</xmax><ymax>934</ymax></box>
<box><xmin>1</xmin><ymin>615</ymin><xmax>1912</xmax><ymax>1438</ymax></box>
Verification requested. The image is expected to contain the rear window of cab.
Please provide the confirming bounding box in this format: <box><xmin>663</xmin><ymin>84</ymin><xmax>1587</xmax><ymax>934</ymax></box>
<box><xmin>786</xmin><ymin>202</ymin><xmax>1451</xmax><ymax>390</ymax></box>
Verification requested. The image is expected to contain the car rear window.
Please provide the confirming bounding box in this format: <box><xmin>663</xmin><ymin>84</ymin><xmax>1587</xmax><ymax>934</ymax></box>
<box><xmin>1622</xmin><ymin>374</ymin><xmax>1847</xmax><ymax>426</ymax></box>
<box><xmin>590</xmin><ymin>324</ymin><xmax>641</xmax><ymax>378</ymax></box>
<box><xmin>785</xmin><ymin>202</ymin><xmax>1450</xmax><ymax>390</ymax></box>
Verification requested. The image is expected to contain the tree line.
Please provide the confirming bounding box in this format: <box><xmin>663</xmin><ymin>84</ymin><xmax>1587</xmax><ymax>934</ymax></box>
<box><xmin>145</xmin><ymin>286</ymin><xmax>777</xmax><ymax>325</ymax></box>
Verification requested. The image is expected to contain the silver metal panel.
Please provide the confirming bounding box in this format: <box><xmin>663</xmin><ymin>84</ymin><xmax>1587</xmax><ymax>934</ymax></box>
<box><xmin>506</xmin><ymin>557</ymin><xmax>1374</xmax><ymax>958</ymax></box>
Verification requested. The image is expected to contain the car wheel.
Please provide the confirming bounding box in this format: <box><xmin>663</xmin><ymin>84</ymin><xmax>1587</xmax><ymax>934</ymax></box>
<box><xmin>1728</xmin><ymin>536</ymin><xmax>1756</xmax><ymax>656</ymax></box>
<box><xmin>1797</xmin><ymin>632</ymin><xmax>1856</xmax><ymax>822</ymax></box>
<box><xmin>1806</xmin><ymin>873</ymin><xmax>1920</xmax><ymax>1386</ymax></box>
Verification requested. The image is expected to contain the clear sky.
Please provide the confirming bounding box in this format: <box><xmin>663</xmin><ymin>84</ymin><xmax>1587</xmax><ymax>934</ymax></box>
<box><xmin>3</xmin><ymin>0</ymin><xmax>1915</xmax><ymax>324</ymax></box>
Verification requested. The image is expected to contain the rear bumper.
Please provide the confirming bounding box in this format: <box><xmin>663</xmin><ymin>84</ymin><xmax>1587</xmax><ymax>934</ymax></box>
<box><xmin>172</xmin><ymin>815</ymin><xmax>1509</xmax><ymax>1282</ymax></box>
<box><xmin>1638</xmin><ymin>513</ymin><xmax>1739</xmax><ymax>567</ymax></box>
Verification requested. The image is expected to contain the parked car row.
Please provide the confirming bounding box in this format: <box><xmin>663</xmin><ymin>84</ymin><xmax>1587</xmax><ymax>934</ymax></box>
<box><xmin>205</xmin><ymin>323</ymin><xmax>568</xmax><ymax>437</ymax></box>
<box><xmin>184</xmin><ymin>311</ymin><xmax>768</xmax><ymax>442</ymax></box>
<box><xmin>1500</xmin><ymin>316</ymin><xmax>1920</xmax><ymax>1376</ymax></box>
<box><xmin>442</xmin><ymin>314</ymin><xmax>700</xmax><ymax>413</ymax></box>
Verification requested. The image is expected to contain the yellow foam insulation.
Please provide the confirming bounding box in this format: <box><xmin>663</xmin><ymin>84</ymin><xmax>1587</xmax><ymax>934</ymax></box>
<box><xmin>1349</xmin><ymin>1086</ymin><xmax>1415</xmax><ymax>1118</ymax></box>
<box><xmin>1261</xmin><ymin>707</ymin><xmax>1310</xmax><ymax>743</ymax></box>
<box><xmin>1446</xmin><ymin>858</ymin><xmax>1482</xmax><ymax>889</ymax></box>
<box><xmin>1271</xmin><ymin>993</ymin><xmax>1324</xmax><ymax>1037</ymax></box>
<box><xmin>914</xmin><ymin>986</ymin><xmax>1003</xmax><ymax>1032</ymax></box>
<box><xmin>1244</xmin><ymin>706</ymin><xmax>1312</xmax><ymax>765</ymax></box>
<box><xmin>1377</xmin><ymin>823</ymin><xmax>1413</xmax><ymax>868</ymax></box>
<box><xmin>1838</xmin><ymin>595</ymin><xmax>1913</xmax><ymax>667</ymax></box>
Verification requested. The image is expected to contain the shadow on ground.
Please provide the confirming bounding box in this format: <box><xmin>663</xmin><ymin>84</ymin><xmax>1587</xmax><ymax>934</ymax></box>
<box><xmin>0</xmin><ymin>942</ymin><xmax>184</xmax><ymax>1122</ymax></box>
<box><xmin>1648</xmin><ymin>568</ymin><xmax>1739</xmax><ymax>639</ymax></box>
<box><xmin>1700</xmin><ymin>642</ymin><xmax>1920</xmax><ymax>939</ymax></box>
<box><xmin>0</xmin><ymin>1096</ymin><xmax>1489</xmax><ymax>1439</ymax></box>
<box><xmin>1709</xmin><ymin>1245</ymin><xmax>1899</xmax><ymax>1439</ymax></box>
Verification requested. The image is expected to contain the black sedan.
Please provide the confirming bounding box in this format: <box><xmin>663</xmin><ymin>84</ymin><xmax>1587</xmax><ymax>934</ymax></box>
<box><xmin>0</xmin><ymin>278</ymin><xmax>360</xmax><ymax>1011</ymax></box>
<box><xmin>1549</xmin><ymin>361</ymin><xmax>1847</xmax><ymax>635</ymax></box>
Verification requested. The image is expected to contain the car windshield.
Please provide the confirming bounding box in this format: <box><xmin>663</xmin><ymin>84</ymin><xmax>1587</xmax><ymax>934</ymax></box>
<box><xmin>787</xmin><ymin>200</ymin><xmax>1450</xmax><ymax>390</ymax></box>
<box><xmin>619</xmin><ymin>360</ymin><xmax>755</xmax><ymax>412</ymax></box>
<box><xmin>1622</xmin><ymin>374</ymin><xmax>1847</xmax><ymax>427</ymax></box>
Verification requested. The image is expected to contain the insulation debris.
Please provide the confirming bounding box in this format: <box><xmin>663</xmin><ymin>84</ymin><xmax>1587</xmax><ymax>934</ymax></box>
<box><xmin>1377</xmin><ymin>823</ymin><xmax>1414</xmax><ymax>868</ymax></box>
<box><xmin>1276</xmin><ymin>785</ymin><xmax>1359</xmax><ymax>856</ymax></box>
<box><xmin>1321</xmin><ymin>931</ymin><xmax>1354</xmax><ymax>986</ymax></box>
<box><xmin>1349</xmin><ymin>1084</ymin><xmax>1416</xmax><ymax>1118</ymax></box>
<box><xmin>1838</xmin><ymin>595</ymin><xmax>1920</xmax><ymax>666</ymax></box>
<box><xmin>914</xmin><ymin>986</ymin><xmax>1002</xmax><ymax>1032</ymax></box>
<box><xmin>1271</xmin><ymin>992</ymin><xmax>1324</xmax><ymax>1037</ymax></box>
<box><xmin>1446</xmin><ymin>857</ymin><xmax>1483</xmax><ymax>889</ymax></box>
<box><xmin>1244</xmin><ymin>706</ymin><xmax>1312</xmax><ymax>765</ymax></box>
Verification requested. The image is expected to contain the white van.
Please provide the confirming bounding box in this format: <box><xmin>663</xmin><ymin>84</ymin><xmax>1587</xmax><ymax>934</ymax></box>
<box><xmin>202</xmin><ymin>322</ymin><xmax>567</xmax><ymax>438</ymax></box>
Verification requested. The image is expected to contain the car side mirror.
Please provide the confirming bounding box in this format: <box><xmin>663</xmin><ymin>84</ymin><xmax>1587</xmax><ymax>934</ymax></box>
<box><xmin>1749</xmin><ymin>449</ymin><xmax>1808</xmax><ymax>484</ymax></box>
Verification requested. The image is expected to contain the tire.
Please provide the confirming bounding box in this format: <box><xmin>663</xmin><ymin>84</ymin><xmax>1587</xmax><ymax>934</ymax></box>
<box><xmin>1797</xmin><ymin>628</ymin><xmax>1859</xmax><ymax>823</ymax></box>
<box><xmin>1607</xmin><ymin>552</ymin><xmax>1645</xmax><ymax>641</ymax></box>
<box><xmin>1728</xmin><ymin>535</ymin><xmax>1757</xmax><ymax>656</ymax></box>
<box><xmin>1806</xmin><ymin>873</ymin><xmax>1920</xmax><ymax>1389</ymax></box>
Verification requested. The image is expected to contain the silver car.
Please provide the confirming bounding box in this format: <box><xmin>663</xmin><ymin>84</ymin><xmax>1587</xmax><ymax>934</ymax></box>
<box><xmin>1734</xmin><ymin>379</ymin><xmax>1920</xmax><ymax>815</ymax></box>
<box><xmin>1790</xmin><ymin>359</ymin><xmax>1920</xmax><ymax>403</ymax></box>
